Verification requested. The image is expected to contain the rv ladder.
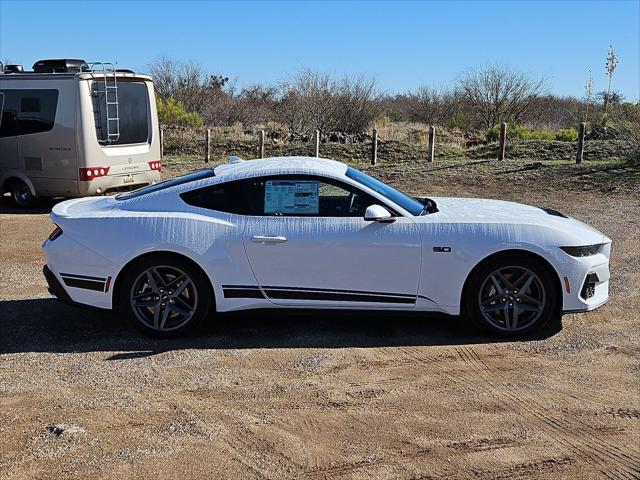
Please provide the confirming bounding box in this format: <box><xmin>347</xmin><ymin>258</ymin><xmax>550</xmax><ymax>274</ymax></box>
<box><xmin>85</xmin><ymin>62</ymin><xmax>120</xmax><ymax>143</ymax></box>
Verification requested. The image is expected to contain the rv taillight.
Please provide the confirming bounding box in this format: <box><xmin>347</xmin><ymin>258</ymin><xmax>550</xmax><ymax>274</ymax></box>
<box><xmin>48</xmin><ymin>225</ymin><xmax>63</xmax><ymax>241</ymax></box>
<box><xmin>148</xmin><ymin>161</ymin><xmax>162</xmax><ymax>172</ymax></box>
<box><xmin>79</xmin><ymin>167</ymin><xmax>110</xmax><ymax>181</ymax></box>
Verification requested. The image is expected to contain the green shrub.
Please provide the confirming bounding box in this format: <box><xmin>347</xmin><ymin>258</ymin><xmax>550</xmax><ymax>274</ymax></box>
<box><xmin>555</xmin><ymin>128</ymin><xmax>579</xmax><ymax>142</ymax></box>
<box><xmin>486</xmin><ymin>125</ymin><xmax>500</xmax><ymax>142</ymax></box>
<box><xmin>157</xmin><ymin>97</ymin><xmax>204</xmax><ymax>127</ymax></box>
<box><xmin>526</xmin><ymin>129</ymin><xmax>555</xmax><ymax>140</ymax></box>
<box><xmin>486</xmin><ymin>124</ymin><xmax>555</xmax><ymax>142</ymax></box>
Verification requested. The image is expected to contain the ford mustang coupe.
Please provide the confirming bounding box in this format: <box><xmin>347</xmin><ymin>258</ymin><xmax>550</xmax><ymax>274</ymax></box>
<box><xmin>43</xmin><ymin>156</ymin><xmax>611</xmax><ymax>337</ymax></box>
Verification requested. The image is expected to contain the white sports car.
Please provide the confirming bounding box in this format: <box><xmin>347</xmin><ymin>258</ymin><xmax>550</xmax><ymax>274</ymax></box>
<box><xmin>43</xmin><ymin>156</ymin><xmax>611</xmax><ymax>337</ymax></box>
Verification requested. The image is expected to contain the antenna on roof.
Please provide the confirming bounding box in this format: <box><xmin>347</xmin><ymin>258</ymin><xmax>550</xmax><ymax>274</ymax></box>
<box><xmin>228</xmin><ymin>156</ymin><xmax>244</xmax><ymax>164</ymax></box>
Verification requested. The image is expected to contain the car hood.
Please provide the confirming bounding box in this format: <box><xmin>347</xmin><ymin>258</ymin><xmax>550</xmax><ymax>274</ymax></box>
<box><xmin>421</xmin><ymin>197</ymin><xmax>608</xmax><ymax>245</ymax></box>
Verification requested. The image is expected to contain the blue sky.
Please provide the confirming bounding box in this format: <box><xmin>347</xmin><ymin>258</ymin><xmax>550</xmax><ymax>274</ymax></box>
<box><xmin>1</xmin><ymin>0</ymin><xmax>638</xmax><ymax>100</ymax></box>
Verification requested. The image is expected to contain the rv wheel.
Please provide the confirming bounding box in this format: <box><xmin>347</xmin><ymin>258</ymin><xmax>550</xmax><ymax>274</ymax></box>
<box><xmin>11</xmin><ymin>180</ymin><xmax>36</xmax><ymax>208</ymax></box>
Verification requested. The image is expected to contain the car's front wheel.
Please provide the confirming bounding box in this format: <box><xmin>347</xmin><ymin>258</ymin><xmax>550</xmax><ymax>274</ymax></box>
<box><xmin>463</xmin><ymin>254</ymin><xmax>558</xmax><ymax>336</ymax></box>
<box><xmin>120</xmin><ymin>255</ymin><xmax>212</xmax><ymax>337</ymax></box>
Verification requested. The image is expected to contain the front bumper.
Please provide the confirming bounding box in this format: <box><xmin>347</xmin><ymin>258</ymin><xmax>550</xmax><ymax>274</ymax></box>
<box><xmin>559</xmin><ymin>249</ymin><xmax>610</xmax><ymax>314</ymax></box>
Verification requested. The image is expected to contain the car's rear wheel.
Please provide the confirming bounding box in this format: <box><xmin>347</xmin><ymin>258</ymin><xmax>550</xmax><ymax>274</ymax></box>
<box><xmin>11</xmin><ymin>180</ymin><xmax>36</xmax><ymax>208</ymax></box>
<box><xmin>463</xmin><ymin>254</ymin><xmax>558</xmax><ymax>336</ymax></box>
<box><xmin>120</xmin><ymin>255</ymin><xmax>212</xmax><ymax>337</ymax></box>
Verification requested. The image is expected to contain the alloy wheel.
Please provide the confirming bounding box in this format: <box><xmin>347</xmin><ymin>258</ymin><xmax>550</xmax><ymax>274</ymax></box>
<box><xmin>478</xmin><ymin>266</ymin><xmax>546</xmax><ymax>332</ymax></box>
<box><xmin>130</xmin><ymin>266</ymin><xmax>198</xmax><ymax>332</ymax></box>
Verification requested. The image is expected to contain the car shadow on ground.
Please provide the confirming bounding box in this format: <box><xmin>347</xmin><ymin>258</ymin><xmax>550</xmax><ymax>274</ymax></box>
<box><xmin>0</xmin><ymin>297</ymin><xmax>562</xmax><ymax>357</ymax></box>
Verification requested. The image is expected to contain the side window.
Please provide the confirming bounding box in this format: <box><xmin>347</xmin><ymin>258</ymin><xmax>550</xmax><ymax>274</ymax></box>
<box><xmin>181</xmin><ymin>175</ymin><xmax>392</xmax><ymax>218</ymax></box>
<box><xmin>262</xmin><ymin>176</ymin><xmax>380</xmax><ymax>217</ymax></box>
<box><xmin>0</xmin><ymin>90</ymin><xmax>18</xmax><ymax>137</ymax></box>
<box><xmin>180</xmin><ymin>178</ymin><xmax>263</xmax><ymax>215</ymax></box>
<box><xmin>0</xmin><ymin>89</ymin><xmax>58</xmax><ymax>138</ymax></box>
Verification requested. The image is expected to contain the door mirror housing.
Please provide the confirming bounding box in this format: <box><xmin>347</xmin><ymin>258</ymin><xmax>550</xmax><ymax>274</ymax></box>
<box><xmin>364</xmin><ymin>204</ymin><xmax>395</xmax><ymax>223</ymax></box>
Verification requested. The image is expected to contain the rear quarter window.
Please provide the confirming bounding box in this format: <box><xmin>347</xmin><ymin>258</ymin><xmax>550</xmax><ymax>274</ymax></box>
<box><xmin>180</xmin><ymin>178</ymin><xmax>263</xmax><ymax>215</ymax></box>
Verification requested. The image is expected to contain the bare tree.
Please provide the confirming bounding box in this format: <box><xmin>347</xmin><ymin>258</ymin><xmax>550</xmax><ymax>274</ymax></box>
<box><xmin>276</xmin><ymin>70</ymin><xmax>381</xmax><ymax>133</ymax></box>
<box><xmin>235</xmin><ymin>84</ymin><xmax>278</xmax><ymax>126</ymax></box>
<box><xmin>147</xmin><ymin>56</ymin><xmax>233</xmax><ymax>124</ymax></box>
<box><xmin>333</xmin><ymin>74</ymin><xmax>382</xmax><ymax>132</ymax></box>
<box><xmin>148</xmin><ymin>56</ymin><xmax>209</xmax><ymax>112</ymax></box>
<box><xmin>405</xmin><ymin>85</ymin><xmax>459</xmax><ymax>125</ymax></box>
<box><xmin>457</xmin><ymin>65</ymin><xmax>547</xmax><ymax>129</ymax></box>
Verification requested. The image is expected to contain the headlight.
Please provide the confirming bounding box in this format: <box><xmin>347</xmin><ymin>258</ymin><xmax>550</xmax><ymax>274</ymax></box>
<box><xmin>560</xmin><ymin>244</ymin><xmax>603</xmax><ymax>257</ymax></box>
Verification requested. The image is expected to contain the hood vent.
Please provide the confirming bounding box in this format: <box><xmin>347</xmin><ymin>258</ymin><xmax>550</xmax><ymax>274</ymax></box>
<box><xmin>541</xmin><ymin>207</ymin><xmax>568</xmax><ymax>218</ymax></box>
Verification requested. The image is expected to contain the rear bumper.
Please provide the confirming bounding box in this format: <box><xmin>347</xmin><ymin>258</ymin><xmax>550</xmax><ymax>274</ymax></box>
<box><xmin>43</xmin><ymin>265</ymin><xmax>110</xmax><ymax>311</ymax></box>
<box><xmin>43</xmin><ymin>264</ymin><xmax>73</xmax><ymax>305</ymax></box>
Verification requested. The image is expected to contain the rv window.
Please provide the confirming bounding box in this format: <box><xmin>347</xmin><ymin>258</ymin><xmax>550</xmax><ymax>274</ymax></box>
<box><xmin>0</xmin><ymin>89</ymin><xmax>58</xmax><ymax>137</ymax></box>
<box><xmin>21</xmin><ymin>97</ymin><xmax>40</xmax><ymax>113</ymax></box>
<box><xmin>93</xmin><ymin>81</ymin><xmax>150</xmax><ymax>145</ymax></box>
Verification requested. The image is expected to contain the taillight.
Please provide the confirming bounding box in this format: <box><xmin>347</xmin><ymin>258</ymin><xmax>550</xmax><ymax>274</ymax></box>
<box><xmin>148</xmin><ymin>161</ymin><xmax>162</xmax><ymax>172</ymax></box>
<box><xmin>48</xmin><ymin>225</ymin><xmax>63</xmax><ymax>241</ymax></box>
<box><xmin>79</xmin><ymin>167</ymin><xmax>110</xmax><ymax>181</ymax></box>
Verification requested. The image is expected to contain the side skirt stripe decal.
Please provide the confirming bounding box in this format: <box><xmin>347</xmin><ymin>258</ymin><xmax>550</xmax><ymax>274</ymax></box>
<box><xmin>59</xmin><ymin>272</ymin><xmax>107</xmax><ymax>282</ymax></box>
<box><xmin>221</xmin><ymin>285</ymin><xmax>415</xmax><ymax>303</ymax></box>
<box><xmin>262</xmin><ymin>285</ymin><xmax>415</xmax><ymax>298</ymax></box>
<box><xmin>61</xmin><ymin>277</ymin><xmax>107</xmax><ymax>292</ymax></box>
<box><xmin>266</xmin><ymin>289</ymin><xmax>414</xmax><ymax>304</ymax></box>
<box><xmin>223</xmin><ymin>288</ymin><xmax>265</xmax><ymax>299</ymax></box>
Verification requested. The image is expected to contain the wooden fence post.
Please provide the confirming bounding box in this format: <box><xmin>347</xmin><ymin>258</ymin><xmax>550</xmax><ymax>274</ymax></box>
<box><xmin>258</xmin><ymin>129</ymin><xmax>265</xmax><ymax>158</ymax></box>
<box><xmin>427</xmin><ymin>126</ymin><xmax>436</xmax><ymax>162</ymax></box>
<box><xmin>371</xmin><ymin>129</ymin><xmax>378</xmax><ymax>165</ymax></box>
<box><xmin>204</xmin><ymin>128</ymin><xmax>211</xmax><ymax>163</ymax></box>
<box><xmin>498</xmin><ymin>122</ymin><xmax>507</xmax><ymax>161</ymax></box>
<box><xmin>160</xmin><ymin>126</ymin><xmax>164</xmax><ymax>161</ymax></box>
<box><xmin>313</xmin><ymin>129</ymin><xmax>320</xmax><ymax>157</ymax></box>
<box><xmin>576</xmin><ymin>122</ymin><xmax>586</xmax><ymax>164</ymax></box>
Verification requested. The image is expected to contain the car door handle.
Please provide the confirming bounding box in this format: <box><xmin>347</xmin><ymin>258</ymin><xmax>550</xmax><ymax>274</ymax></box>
<box><xmin>251</xmin><ymin>235</ymin><xmax>288</xmax><ymax>243</ymax></box>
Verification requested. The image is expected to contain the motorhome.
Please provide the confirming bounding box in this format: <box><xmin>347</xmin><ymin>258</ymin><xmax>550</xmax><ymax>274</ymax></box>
<box><xmin>0</xmin><ymin>59</ymin><xmax>162</xmax><ymax>207</ymax></box>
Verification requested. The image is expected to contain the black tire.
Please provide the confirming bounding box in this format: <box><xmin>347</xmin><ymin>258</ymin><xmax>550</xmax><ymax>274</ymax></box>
<box><xmin>11</xmin><ymin>179</ymin><xmax>36</xmax><ymax>208</ymax></box>
<box><xmin>463</xmin><ymin>253</ymin><xmax>558</xmax><ymax>337</ymax></box>
<box><xmin>119</xmin><ymin>254</ymin><xmax>213</xmax><ymax>338</ymax></box>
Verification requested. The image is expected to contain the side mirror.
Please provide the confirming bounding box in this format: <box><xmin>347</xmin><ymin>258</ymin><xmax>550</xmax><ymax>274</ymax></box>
<box><xmin>364</xmin><ymin>204</ymin><xmax>395</xmax><ymax>223</ymax></box>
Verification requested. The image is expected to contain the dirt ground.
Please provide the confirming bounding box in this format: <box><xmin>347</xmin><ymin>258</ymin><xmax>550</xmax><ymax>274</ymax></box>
<box><xmin>0</xmin><ymin>158</ymin><xmax>639</xmax><ymax>479</ymax></box>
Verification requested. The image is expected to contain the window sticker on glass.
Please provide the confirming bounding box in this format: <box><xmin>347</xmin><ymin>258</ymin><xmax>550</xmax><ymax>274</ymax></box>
<box><xmin>264</xmin><ymin>180</ymin><xmax>319</xmax><ymax>214</ymax></box>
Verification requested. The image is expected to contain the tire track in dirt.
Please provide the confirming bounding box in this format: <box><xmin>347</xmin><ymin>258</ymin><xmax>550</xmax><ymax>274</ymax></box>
<box><xmin>457</xmin><ymin>346</ymin><xmax>640</xmax><ymax>472</ymax></box>
<box><xmin>304</xmin><ymin>458</ymin><xmax>378</xmax><ymax>479</ymax></box>
<box><xmin>396</xmin><ymin>346</ymin><xmax>640</xmax><ymax>480</ymax></box>
<box><xmin>303</xmin><ymin>445</ymin><xmax>447</xmax><ymax>480</ymax></box>
<box><xmin>449</xmin><ymin>345</ymin><xmax>640</xmax><ymax>480</ymax></box>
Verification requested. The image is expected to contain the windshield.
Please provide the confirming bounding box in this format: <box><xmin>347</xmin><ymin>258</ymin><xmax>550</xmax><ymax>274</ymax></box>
<box><xmin>116</xmin><ymin>168</ymin><xmax>216</xmax><ymax>200</ymax></box>
<box><xmin>345</xmin><ymin>167</ymin><xmax>424</xmax><ymax>216</ymax></box>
